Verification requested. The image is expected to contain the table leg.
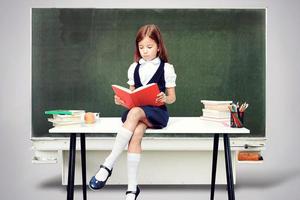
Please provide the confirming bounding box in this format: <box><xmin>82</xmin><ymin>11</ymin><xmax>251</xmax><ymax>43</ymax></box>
<box><xmin>67</xmin><ymin>133</ymin><xmax>76</xmax><ymax>200</ymax></box>
<box><xmin>223</xmin><ymin>134</ymin><xmax>235</xmax><ymax>200</ymax></box>
<box><xmin>210</xmin><ymin>134</ymin><xmax>219</xmax><ymax>200</ymax></box>
<box><xmin>80</xmin><ymin>134</ymin><xmax>87</xmax><ymax>200</ymax></box>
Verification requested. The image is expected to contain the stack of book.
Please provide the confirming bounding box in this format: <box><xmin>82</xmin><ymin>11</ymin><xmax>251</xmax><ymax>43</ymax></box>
<box><xmin>45</xmin><ymin>110</ymin><xmax>85</xmax><ymax>127</ymax></box>
<box><xmin>200</xmin><ymin>100</ymin><xmax>232</xmax><ymax>122</ymax></box>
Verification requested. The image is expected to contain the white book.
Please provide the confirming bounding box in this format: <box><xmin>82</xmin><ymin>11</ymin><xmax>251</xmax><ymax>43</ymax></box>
<box><xmin>202</xmin><ymin>109</ymin><xmax>231</xmax><ymax>119</ymax></box>
<box><xmin>201</xmin><ymin>100</ymin><xmax>232</xmax><ymax>105</ymax></box>
<box><xmin>48</xmin><ymin>118</ymin><xmax>83</xmax><ymax>125</ymax></box>
<box><xmin>53</xmin><ymin>115</ymin><xmax>82</xmax><ymax>121</ymax></box>
<box><xmin>203</xmin><ymin>104</ymin><xmax>231</xmax><ymax>111</ymax></box>
<box><xmin>199</xmin><ymin>116</ymin><xmax>230</xmax><ymax>123</ymax></box>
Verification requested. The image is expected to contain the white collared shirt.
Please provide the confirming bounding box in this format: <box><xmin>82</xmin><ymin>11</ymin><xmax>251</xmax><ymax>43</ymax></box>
<box><xmin>127</xmin><ymin>57</ymin><xmax>177</xmax><ymax>87</ymax></box>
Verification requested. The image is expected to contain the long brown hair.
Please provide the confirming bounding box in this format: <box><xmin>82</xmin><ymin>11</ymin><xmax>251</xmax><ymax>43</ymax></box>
<box><xmin>134</xmin><ymin>24</ymin><xmax>169</xmax><ymax>63</ymax></box>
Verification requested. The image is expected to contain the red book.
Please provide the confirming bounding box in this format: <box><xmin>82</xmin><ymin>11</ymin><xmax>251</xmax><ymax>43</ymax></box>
<box><xmin>112</xmin><ymin>83</ymin><xmax>164</xmax><ymax>109</ymax></box>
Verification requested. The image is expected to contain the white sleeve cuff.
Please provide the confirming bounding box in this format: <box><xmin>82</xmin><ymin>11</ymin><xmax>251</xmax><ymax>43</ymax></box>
<box><xmin>127</xmin><ymin>80</ymin><xmax>134</xmax><ymax>85</ymax></box>
<box><xmin>165</xmin><ymin>82</ymin><xmax>176</xmax><ymax>88</ymax></box>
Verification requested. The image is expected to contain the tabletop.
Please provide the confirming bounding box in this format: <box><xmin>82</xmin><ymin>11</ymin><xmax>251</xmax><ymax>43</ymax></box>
<box><xmin>49</xmin><ymin>117</ymin><xmax>250</xmax><ymax>134</ymax></box>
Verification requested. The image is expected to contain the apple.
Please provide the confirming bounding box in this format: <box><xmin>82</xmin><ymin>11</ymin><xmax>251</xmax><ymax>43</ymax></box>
<box><xmin>84</xmin><ymin>112</ymin><xmax>95</xmax><ymax>124</ymax></box>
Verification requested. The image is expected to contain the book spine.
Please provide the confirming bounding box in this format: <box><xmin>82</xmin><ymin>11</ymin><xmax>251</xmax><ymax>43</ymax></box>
<box><xmin>45</xmin><ymin>110</ymin><xmax>72</xmax><ymax>115</ymax></box>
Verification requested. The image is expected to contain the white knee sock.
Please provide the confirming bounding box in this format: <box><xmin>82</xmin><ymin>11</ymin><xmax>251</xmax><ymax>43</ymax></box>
<box><xmin>126</xmin><ymin>153</ymin><xmax>141</xmax><ymax>200</ymax></box>
<box><xmin>95</xmin><ymin>127</ymin><xmax>133</xmax><ymax>181</ymax></box>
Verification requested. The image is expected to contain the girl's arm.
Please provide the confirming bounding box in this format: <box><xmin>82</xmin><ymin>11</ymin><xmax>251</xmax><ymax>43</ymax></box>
<box><xmin>156</xmin><ymin>87</ymin><xmax>176</xmax><ymax>105</ymax></box>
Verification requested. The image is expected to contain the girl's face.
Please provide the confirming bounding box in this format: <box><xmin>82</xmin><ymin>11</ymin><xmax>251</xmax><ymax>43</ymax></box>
<box><xmin>138</xmin><ymin>36</ymin><xmax>159</xmax><ymax>61</ymax></box>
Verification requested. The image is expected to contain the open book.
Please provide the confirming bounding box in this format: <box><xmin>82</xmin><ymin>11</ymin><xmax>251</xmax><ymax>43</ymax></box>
<box><xmin>112</xmin><ymin>83</ymin><xmax>164</xmax><ymax>109</ymax></box>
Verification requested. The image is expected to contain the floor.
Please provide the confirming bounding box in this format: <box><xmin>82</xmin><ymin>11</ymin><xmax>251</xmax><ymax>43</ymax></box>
<box><xmin>8</xmin><ymin>148</ymin><xmax>300</xmax><ymax>200</ymax></box>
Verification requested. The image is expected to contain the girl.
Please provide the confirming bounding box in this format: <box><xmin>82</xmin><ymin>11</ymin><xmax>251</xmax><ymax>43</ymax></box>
<box><xmin>89</xmin><ymin>24</ymin><xmax>177</xmax><ymax>200</ymax></box>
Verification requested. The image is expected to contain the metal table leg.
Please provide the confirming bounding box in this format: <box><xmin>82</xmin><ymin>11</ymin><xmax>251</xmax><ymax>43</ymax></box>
<box><xmin>210</xmin><ymin>134</ymin><xmax>219</xmax><ymax>200</ymax></box>
<box><xmin>223</xmin><ymin>134</ymin><xmax>235</xmax><ymax>200</ymax></box>
<box><xmin>80</xmin><ymin>134</ymin><xmax>87</xmax><ymax>200</ymax></box>
<box><xmin>67</xmin><ymin>133</ymin><xmax>76</xmax><ymax>200</ymax></box>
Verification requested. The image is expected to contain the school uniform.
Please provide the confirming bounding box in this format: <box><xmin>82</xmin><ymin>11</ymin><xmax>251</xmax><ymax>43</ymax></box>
<box><xmin>121</xmin><ymin>57</ymin><xmax>176</xmax><ymax>128</ymax></box>
<box><xmin>90</xmin><ymin>57</ymin><xmax>176</xmax><ymax>192</ymax></box>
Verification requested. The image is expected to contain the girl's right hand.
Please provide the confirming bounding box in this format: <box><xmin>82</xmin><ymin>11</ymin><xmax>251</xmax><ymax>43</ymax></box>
<box><xmin>114</xmin><ymin>95</ymin><xmax>125</xmax><ymax>106</ymax></box>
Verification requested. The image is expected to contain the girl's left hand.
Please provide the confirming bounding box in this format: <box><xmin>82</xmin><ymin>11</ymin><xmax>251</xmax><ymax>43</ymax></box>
<box><xmin>156</xmin><ymin>92</ymin><xmax>167</xmax><ymax>103</ymax></box>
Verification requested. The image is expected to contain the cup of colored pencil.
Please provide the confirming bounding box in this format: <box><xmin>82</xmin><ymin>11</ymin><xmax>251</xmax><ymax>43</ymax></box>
<box><xmin>228</xmin><ymin>102</ymin><xmax>249</xmax><ymax>128</ymax></box>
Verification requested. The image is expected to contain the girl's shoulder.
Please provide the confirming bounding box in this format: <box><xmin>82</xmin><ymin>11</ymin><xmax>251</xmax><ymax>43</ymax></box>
<box><xmin>129</xmin><ymin>61</ymin><xmax>138</xmax><ymax>67</ymax></box>
<box><xmin>164</xmin><ymin>62</ymin><xmax>174</xmax><ymax>67</ymax></box>
<box><xmin>164</xmin><ymin>62</ymin><xmax>175</xmax><ymax>72</ymax></box>
<box><xmin>128</xmin><ymin>62</ymin><xmax>138</xmax><ymax>73</ymax></box>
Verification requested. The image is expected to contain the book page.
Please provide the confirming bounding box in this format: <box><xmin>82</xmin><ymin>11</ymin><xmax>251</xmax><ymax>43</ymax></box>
<box><xmin>133</xmin><ymin>83</ymin><xmax>156</xmax><ymax>93</ymax></box>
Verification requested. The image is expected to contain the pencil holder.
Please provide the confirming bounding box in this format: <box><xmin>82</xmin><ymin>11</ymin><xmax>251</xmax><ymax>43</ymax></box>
<box><xmin>238</xmin><ymin>111</ymin><xmax>244</xmax><ymax>124</ymax></box>
<box><xmin>230</xmin><ymin>112</ymin><xmax>244</xmax><ymax>128</ymax></box>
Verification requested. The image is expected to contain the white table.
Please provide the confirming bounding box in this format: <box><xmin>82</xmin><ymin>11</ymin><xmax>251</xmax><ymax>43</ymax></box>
<box><xmin>50</xmin><ymin>117</ymin><xmax>249</xmax><ymax>200</ymax></box>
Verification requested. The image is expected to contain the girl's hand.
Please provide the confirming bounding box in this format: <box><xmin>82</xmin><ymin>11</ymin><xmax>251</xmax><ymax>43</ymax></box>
<box><xmin>114</xmin><ymin>95</ymin><xmax>125</xmax><ymax>106</ymax></box>
<box><xmin>156</xmin><ymin>92</ymin><xmax>167</xmax><ymax>103</ymax></box>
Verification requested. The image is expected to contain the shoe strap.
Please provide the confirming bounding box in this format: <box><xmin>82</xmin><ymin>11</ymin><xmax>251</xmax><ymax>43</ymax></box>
<box><xmin>126</xmin><ymin>187</ymin><xmax>139</xmax><ymax>195</ymax></box>
<box><xmin>126</xmin><ymin>190</ymin><xmax>138</xmax><ymax>195</ymax></box>
<box><xmin>100</xmin><ymin>165</ymin><xmax>112</xmax><ymax>177</ymax></box>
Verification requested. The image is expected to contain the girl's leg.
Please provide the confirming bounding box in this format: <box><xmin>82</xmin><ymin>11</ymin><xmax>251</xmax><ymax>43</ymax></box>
<box><xmin>95</xmin><ymin>126</ymin><xmax>133</xmax><ymax>181</ymax></box>
<box><xmin>128</xmin><ymin>121</ymin><xmax>147</xmax><ymax>153</ymax></box>
<box><xmin>123</xmin><ymin>107</ymin><xmax>152</xmax><ymax>131</ymax></box>
<box><xmin>126</xmin><ymin>122</ymin><xmax>147</xmax><ymax>200</ymax></box>
<box><xmin>95</xmin><ymin>107</ymin><xmax>150</xmax><ymax>181</ymax></box>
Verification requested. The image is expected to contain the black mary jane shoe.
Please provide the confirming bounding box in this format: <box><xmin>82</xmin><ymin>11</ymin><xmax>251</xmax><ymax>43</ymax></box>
<box><xmin>126</xmin><ymin>186</ymin><xmax>140</xmax><ymax>200</ymax></box>
<box><xmin>89</xmin><ymin>165</ymin><xmax>113</xmax><ymax>191</ymax></box>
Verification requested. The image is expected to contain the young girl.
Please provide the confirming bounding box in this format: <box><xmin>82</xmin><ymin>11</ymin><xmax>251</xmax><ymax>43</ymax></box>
<box><xmin>89</xmin><ymin>24</ymin><xmax>176</xmax><ymax>200</ymax></box>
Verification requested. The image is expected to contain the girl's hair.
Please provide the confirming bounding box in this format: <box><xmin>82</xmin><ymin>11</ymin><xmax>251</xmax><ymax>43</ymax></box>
<box><xmin>134</xmin><ymin>24</ymin><xmax>169</xmax><ymax>63</ymax></box>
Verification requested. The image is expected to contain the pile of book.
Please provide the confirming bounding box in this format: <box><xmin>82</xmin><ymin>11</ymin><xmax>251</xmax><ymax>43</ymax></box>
<box><xmin>45</xmin><ymin>110</ymin><xmax>85</xmax><ymax>127</ymax></box>
<box><xmin>200</xmin><ymin>100</ymin><xmax>232</xmax><ymax>122</ymax></box>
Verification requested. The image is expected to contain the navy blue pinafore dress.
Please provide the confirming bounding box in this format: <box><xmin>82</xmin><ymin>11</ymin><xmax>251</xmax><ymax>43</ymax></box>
<box><xmin>121</xmin><ymin>61</ymin><xmax>169</xmax><ymax>129</ymax></box>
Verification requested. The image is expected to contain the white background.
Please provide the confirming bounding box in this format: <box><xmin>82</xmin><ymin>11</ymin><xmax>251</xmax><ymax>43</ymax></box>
<box><xmin>0</xmin><ymin>0</ymin><xmax>300</xmax><ymax>199</ymax></box>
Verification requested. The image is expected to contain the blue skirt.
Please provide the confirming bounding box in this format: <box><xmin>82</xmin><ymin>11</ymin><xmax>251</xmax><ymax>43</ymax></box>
<box><xmin>121</xmin><ymin>105</ymin><xmax>169</xmax><ymax>129</ymax></box>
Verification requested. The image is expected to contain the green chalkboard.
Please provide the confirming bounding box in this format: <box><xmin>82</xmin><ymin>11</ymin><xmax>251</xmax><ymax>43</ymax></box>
<box><xmin>32</xmin><ymin>9</ymin><xmax>265</xmax><ymax>137</ymax></box>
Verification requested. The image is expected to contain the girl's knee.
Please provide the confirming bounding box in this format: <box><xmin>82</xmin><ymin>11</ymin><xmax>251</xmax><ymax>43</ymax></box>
<box><xmin>129</xmin><ymin>107</ymin><xmax>143</xmax><ymax>115</ymax></box>
<box><xmin>127</xmin><ymin>107</ymin><xmax>144</xmax><ymax>120</ymax></box>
